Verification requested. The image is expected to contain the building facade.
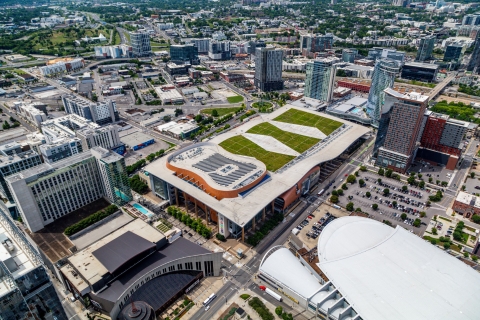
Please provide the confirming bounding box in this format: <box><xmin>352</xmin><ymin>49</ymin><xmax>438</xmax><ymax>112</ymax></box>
<box><xmin>342</xmin><ymin>49</ymin><xmax>358</xmax><ymax>63</ymax></box>
<box><xmin>366</xmin><ymin>59</ymin><xmax>399</xmax><ymax>127</ymax></box>
<box><xmin>375</xmin><ymin>89</ymin><xmax>429</xmax><ymax>173</ymax></box>
<box><xmin>468</xmin><ymin>33</ymin><xmax>480</xmax><ymax>72</ymax></box>
<box><xmin>444</xmin><ymin>44</ymin><xmax>464</xmax><ymax>63</ymax></box>
<box><xmin>300</xmin><ymin>34</ymin><xmax>334</xmax><ymax>56</ymax></box>
<box><xmin>169</xmin><ymin>44</ymin><xmax>199</xmax><ymax>65</ymax></box>
<box><xmin>189</xmin><ymin>38</ymin><xmax>210</xmax><ymax>54</ymax></box>
<box><xmin>208</xmin><ymin>41</ymin><xmax>231</xmax><ymax>60</ymax></box>
<box><xmin>0</xmin><ymin>208</ymin><xmax>67</xmax><ymax>320</ymax></box>
<box><xmin>130</xmin><ymin>31</ymin><xmax>152</xmax><ymax>57</ymax></box>
<box><xmin>7</xmin><ymin>148</ymin><xmax>131</xmax><ymax>232</ymax></box>
<box><xmin>61</xmin><ymin>95</ymin><xmax>119</xmax><ymax>125</ymax></box>
<box><xmin>401</xmin><ymin>62</ymin><xmax>439</xmax><ymax>82</ymax></box>
<box><xmin>254</xmin><ymin>47</ymin><xmax>284</xmax><ymax>92</ymax></box>
<box><xmin>39</xmin><ymin>138</ymin><xmax>83</xmax><ymax>164</ymax></box>
<box><xmin>304</xmin><ymin>58</ymin><xmax>337</xmax><ymax>103</ymax></box>
<box><xmin>416</xmin><ymin>35</ymin><xmax>435</xmax><ymax>62</ymax></box>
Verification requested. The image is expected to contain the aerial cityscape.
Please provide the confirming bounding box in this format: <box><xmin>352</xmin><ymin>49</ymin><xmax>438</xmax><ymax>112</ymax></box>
<box><xmin>2</xmin><ymin>0</ymin><xmax>480</xmax><ymax>319</ymax></box>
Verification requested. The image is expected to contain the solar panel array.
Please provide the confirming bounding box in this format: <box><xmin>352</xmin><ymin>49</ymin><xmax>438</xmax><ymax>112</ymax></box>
<box><xmin>193</xmin><ymin>153</ymin><xmax>257</xmax><ymax>186</ymax></box>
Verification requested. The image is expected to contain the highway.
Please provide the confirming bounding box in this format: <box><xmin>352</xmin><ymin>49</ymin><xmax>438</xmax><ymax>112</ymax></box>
<box><xmin>428</xmin><ymin>73</ymin><xmax>456</xmax><ymax>99</ymax></box>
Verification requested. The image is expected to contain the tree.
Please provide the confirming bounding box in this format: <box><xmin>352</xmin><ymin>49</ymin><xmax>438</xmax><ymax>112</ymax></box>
<box><xmin>194</xmin><ymin>114</ymin><xmax>203</xmax><ymax>122</ymax></box>
<box><xmin>453</xmin><ymin>231</ymin><xmax>463</xmax><ymax>241</ymax></box>
<box><xmin>212</xmin><ymin>109</ymin><xmax>219</xmax><ymax>117</ymax></box>
<box><xmin>332</xmin><ymin>190</ymin><xmax>338</xmax><ymax>196</ymax></box>
<box><xmin>385</xmin><ymin>169</ymin><xmax>393</xmax><ymax>178</ymax></box>
<box><xmin>2</xmin><ymin>121</ymin><xmax>10</xmax><ymax>130</ymax></box>
<box><xmin>377</xmin><ymin>178</ymin><xmax>382</xmax><ymax>183</ymax></box>
<box><xmin>359</xmin><ymin>179</ymin><xmax>365</xmax><ymax>186</ymax></box>
<box><xmin>418</xmin><ymin>173</ymin><xmax>423</xmax><ymax>179</ymax></box>
<box><xmin>341</xmin><ymin>183</ymin><xmax>348</xmax><ymax>190</ymax></box>
<box><xmin>443</xmin><ymin>242</ymin><xmax>451</xmax><ymax>250</ymax></box>
<box><xmin>429</xmin><ymin>177</ymin><xmax>433</xmax><ymax>183</ymax></box>
<box><xmin>401</xmin><ymin>213</ymin><xmax>407</xmax><ymax>220</ymax></box>
<box><xmin>464</xmin><ymin>252</ymin><xmax>469</xmax><ymax>258</ymax></box>
<box><xmin>360</xmin><ymin>165</ymin><xmax>367</xmax><ymax>171</ymax></box>
<box><xmin>430</xmin><ymin>239</ymin><xmax>437</xmax><ymax>245</ymax></box>
<box><xmin>163</xmin><ymin>115</ymin><xmax>171</xmax><ymax>122</ymax></box>
<box><xmin>473</xmin><ymin>255</ymin><xmax>479</xmax><ymax>262</ymax></box>
<box><xmin>407</xmin><ymin>176</ymin><xmax>416</xmax><ymax>185</ymax></box>
<box><xmin>426</xmin><ymin>200</ymin><xmax>431</xmax><ymax>206</ymax></box>
<box><xmin>330</xmin><ymin>195</ymin><xmax>339</xmax><ymax>203</ymax></box>
<box><xmin>146</xmin><ymin>153</ymin><xmax>156</xmax><ymax>162</ymax></box>
<box><xmin>392</xmin><ymin>200</ymin><xmax>397</xmax><ymax>207</ymax></box>
<box><xmin>420</xmin><ymin>211</ymin><xmax>426</xmax><ymax>218</ymax></box>
<box><xmin>378</xmin><ymin>168</ymin><xmax>385</xmax><ymax>176</ymax></box>
<box><xmin>431</xmin><ymin>227</ymin><xmax>438</xmax><ymax>235</ymax></box>
<box><xmin>346</xmin><ymin>174</ymin><xmax>356</xmax><ymax>184</ymax></box>
<box><xmin>372</xmin><ymin>203</ymin><xmax>378</xmax><ymax>210</ymax></box>
<box><xmin>471</xmin><ymin>172</ymin><xmax>476</xmax><ymax>179</ymax></box>
<box><xmin>419</xmin><ymin>180</ymin><xmax>425</xmax><ymax>189</ymax></box>
<box><xmin>472</xmin><ymin>215</ymin><xmax>480</xmax><ymax>224</ymax></box>
<box><xmin>355</xmin><ymin>171</ymin><xmax>359</xmax><ymax>177</ymax></box>
<box><xmin>337</xmin><ymin>189</ymin><xmax>344</xmax><ymax>196</ymax></box>
<box><xmin>383</xmin><ymin>188</ymin><xmax>389</xmax><ymax>196</ymax></box>
<box><xmin>402</xmin><ymin>185</ymin><xmax>408</xmax><ymax>192</ymax></box>
<box><xmin>174</xmin><ymin>108</ymin><xmax>183</xmax><ymax>117</ymax></box>
<box><xmin>275</xmin><ymin>306</ymin><xmax>283</xmax><ymax>316</ymax></box>
<box><xmin>346</xmin><ymin>202</ymin><xmax>354</xmax><ymax>211</ymax></box>
<box><xmin>366</xmin><ymin>191</ymin><xmax>371</xmax><ymax>197</ymax></box>
<box><xmin>413</xmin><ymin>218</ymin><xmax>421</xmax><ymax>227</ymax></box>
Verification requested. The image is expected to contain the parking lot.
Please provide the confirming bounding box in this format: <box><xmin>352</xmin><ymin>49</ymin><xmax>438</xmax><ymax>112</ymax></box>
<box><xmin>408</xmin><ymin>161</ymin><xmax>455</xmax><ymax>187</ymax></box>
<box><xmin>331</xmin><ymin>172</ymin><xmax>432</xmax><ymax>234</ymax></box>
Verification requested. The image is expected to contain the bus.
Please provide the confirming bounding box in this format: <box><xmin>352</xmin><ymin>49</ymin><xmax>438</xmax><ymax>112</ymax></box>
<box><xmin>203</xmin><ymin>293</ymin><xmax>217</xmax><ymax>306</ymax></box>
<box><xmin>317</xmin><ymin>189</ymin><xmax>325</xmax><ymax>196</ymax></box>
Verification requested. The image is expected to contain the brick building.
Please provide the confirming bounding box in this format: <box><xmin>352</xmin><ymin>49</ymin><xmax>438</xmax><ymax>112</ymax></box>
<box><xmin>452</xmin><ymin>191</ymin><xmax>480</xmax><ymax>218</ymax></box>
<box><xmin>337</xmin><ymin>80</ymin><xmax>370</xmax><ymax>93</ymax></box>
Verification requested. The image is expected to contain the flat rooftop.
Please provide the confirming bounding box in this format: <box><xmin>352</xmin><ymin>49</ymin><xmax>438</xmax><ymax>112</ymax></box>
<box><xmin>120</xmin><ymin>131</ymin><xmax>154</xmax><ymax>147</ymax></box>
<box><xmin>403</xmin><ymin>61</ymin><xmax>440</xmax><ymax>70</ymax></box>
<box><xmin>146</xmin><ymin>105</ymin><xmax>370</xmax><ymax>227</ymax></box>
<box><xmin>455</xmin><ymin>191</ymin><xmax>480</xmax><ymax>208</ymax></box>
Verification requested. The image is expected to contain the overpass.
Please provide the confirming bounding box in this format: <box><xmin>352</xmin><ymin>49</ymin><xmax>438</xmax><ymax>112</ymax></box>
<box><xmin>428</xmin><ymin>73</ymin><xmax>456</xmax><ymax>100</ymax></box>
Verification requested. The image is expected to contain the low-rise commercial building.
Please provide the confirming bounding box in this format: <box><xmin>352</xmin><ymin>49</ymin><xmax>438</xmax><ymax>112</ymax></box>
<box><xmin>453</xmin><ymin>191</ymin><xmax>480</xmax><ymax>218</ymax></box>
<box><xmin>156</xmin><ymin>88</ymin><xmax>184</xmax><ymax>104</ymax></box>
<box><xmin>40</xmin><ymin>58</ymin><xmax>84</xmax><ymax>76</ymax></box>
<box><xmin>401</xmin><ymin>62</ymin><xmax>439</xmax><ymax>82</ymax></box>
<box><xmin>18</xmin><ymin>103</ymin><xmax>47</xmax><ymax>127</ymax></box>
<box><xmin>156</xmin><ymin>121</ymin><xmax>200</xmax><ymax>139</ymax></box>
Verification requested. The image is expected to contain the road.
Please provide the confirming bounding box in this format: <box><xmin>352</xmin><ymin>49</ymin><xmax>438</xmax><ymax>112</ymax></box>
<box><xmin>428</xmin><ymin>73</ymin><xmax>456</xmax><ymax>99</ymax></box>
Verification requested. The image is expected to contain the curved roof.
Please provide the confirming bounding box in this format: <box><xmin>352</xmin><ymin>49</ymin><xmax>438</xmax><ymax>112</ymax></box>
<box><xmin>167</xmin><ymin>143</ymin><xmax>266</xmax><ymax>192</ymax></box>
<box><xmin>317</xmin><ymin>216</ymin><xmax>480</xmax><ymax>320</ymax></box>
<box><xmin>259</xmin><ymin>247</ymin><xmax>322</xmax><ymax>299</ymax></box>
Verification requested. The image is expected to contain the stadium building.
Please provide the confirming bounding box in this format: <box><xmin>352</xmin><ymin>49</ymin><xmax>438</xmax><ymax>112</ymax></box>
<box><xmin>145</xmin><ymin>106</ymin><xmax>369</xmax><ymax>241</ymax></box>
<box><xmin>259</xmin><ymin>216</ymin><xmax>480</xmax><ymax>320</ymax></box>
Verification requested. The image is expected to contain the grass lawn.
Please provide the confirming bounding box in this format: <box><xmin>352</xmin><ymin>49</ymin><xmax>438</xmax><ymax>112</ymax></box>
<box><xmin>201</xmin><ymin>107</ymin><xmax>242</xmax><ymax>117</ymax></box>
<box><xmin>247</xmin><ymin>122</ymin><xmax>320</xmax><ymax>153</ymax></box>
<box><xmin>219</xmin><ymin>135</ymin><xmax>294</xmax><ymax>171</ymax></box>
<box><xmin>113</xmin><ymin>31</ymin><xmax>121</xmax><ymax>45</ymax></box>
<box><xmin>465</xmin><ymin>225</ymin><xmax>477</xmax><ymax>233</ymax></box>
<box><xmin>462</xmin><ymin>233</ymin><xmax>469</xmax><ymax>243</ymax></box>
<box><xmin>274</xmin><ymin>108</ymin><xmax>342</xmax><ymax>135</ymax></box>
<box><xmin>438</xmin><ymin>216</ymin><xmax>452</xmax><ymax>222</ymax></box>
<box><xmin>227</xmin><ymin>95</ymin><xmax>244</xmax><ymax>104</ymax></box>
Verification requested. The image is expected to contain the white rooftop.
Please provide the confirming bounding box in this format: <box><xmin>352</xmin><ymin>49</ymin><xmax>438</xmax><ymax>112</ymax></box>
<box><xmin>146</xmin><ymin>105</ymin><xmax>369</xmax><ymax>227</ymax></box>
<box><xmin>317</xmin><ymin>216</ymin><xmax>480</xmax><ymax>320</ymax></box>
<box><xmin>455</xmin><ymin>191</ymin><xmax>480</xmax><ymax>208</ymax></box>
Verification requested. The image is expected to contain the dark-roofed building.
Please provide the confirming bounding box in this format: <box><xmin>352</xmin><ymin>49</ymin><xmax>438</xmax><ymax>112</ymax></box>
<box><xmin>59</xmin><ymin>219</ymin><xmax>222</xmax><ymax>319</ymax></box>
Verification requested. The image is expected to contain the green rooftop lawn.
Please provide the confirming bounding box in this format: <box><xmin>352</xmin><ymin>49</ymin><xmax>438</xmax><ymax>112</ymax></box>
<box><xmin>219</xmin><ymin>135</ymin><xmax>294</xmax><ymax>172</ymax></box>
<box><xmin>274</xmin><ymin>108</ymin><xmax>342</xmax><ymax>135</ymax></box>
<box><xmin>247</xmin><ymin>122</ymin><xmax>320</xmax><ymax>153</ymax></box>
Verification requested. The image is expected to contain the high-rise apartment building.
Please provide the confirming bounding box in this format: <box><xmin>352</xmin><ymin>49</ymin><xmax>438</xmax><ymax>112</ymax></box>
<box><xmin>247</xmin><ymin>40</ymin><xmax>266</xmax><ymax>55</ymax></box>
<box><xmin>208</xmin><ymin>41</ymin><xmax>231</xmax><ymax>60</ymax></box>
<box><xmin>468</xmin><ymin>33</ymin><xmax>480</xmax><ymax>72</ymax></box>
<box><xmin>39</xmin><ymin>137</ymin><xmax>83</xmax><ymax>164</ymax></box>
<box><xmin>463</xmin><ymin>14</ymin><xmax>480</xmax><ymax>26</ymax></box>
<box><xmin>300</xmin><ymin>34</ymin><xmax>334</xmax><ymax>56</ymax></box>
<box><xmin>304</xmin><ymin>57</ymin><xmax>338</xmax><ymax>103</ymax></box>
<box><xmin>416</xmin><ymin>35</ymin><xmax>435</xmax><ymax>62</ymax></box>
<box><xmin>61</xmin><ymin>94</ymin><xmax>119</xmax><ymax>125</ymax></box>
<box><xmin>0</xmin><ymin>208</ymin><xmax>67</xmax><ymax>320</ymax></box>
<box><xmin>374</xmin><ymin>88</ymin><xmax>429</xmax><ymax>173</ymax></box>
<box><xmin>169</xmin><ymin>44</ymin><xmax>199</xmax><ymax>65</ymax></box>
<box><xmin>91</xmin><ymin>147</ymin><xmax>132</xmax><ymax>206</ymax></box>
<box><xmin>254</xmin><ymin>47</ymin><xmax>284</xmax><ymax>92</ymax></box>
<box><xmin>420</xmin><ymin>112</ymin><xmax>469</xmax><ymax>157</ymax></box>
<box><xmin>342</xmin><ymin>49</ymin><xmax>358</xmax><ymax>63</ymax></box>
<box><xmin>189</xmin><ymin>38</ymin><xmax>210</xmax><ymax>54</ymax></box>
<box><xmin>366</xmin><ymin>59</ymin><xmax>400</xmax><ymax>127</ymax></box>
<box><xmin>444</xmin><ymin>44</ymin><xmax>464</xmax><ymax>64</ymax></box>
<box><xmin>7</xmin><ymin>147</ymin><xmax>132</xmax><ymax>232</ymax></box>
<box><xmin>130</xmin><ymin>30</ymin><xmax>152</xmax><ymax>57</ymax></box>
